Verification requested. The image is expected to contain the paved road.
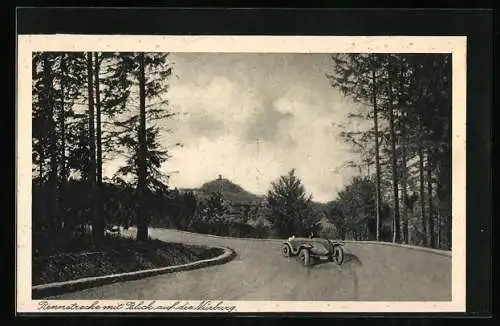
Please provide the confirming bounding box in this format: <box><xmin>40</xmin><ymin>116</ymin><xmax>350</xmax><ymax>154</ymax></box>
<box><xmin>46</xmin><ymin>228</ymin><xmax>451</xmax><ymax>301</ymax></box>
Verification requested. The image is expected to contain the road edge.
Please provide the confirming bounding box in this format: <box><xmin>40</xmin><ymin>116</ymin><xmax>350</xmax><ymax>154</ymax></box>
<box><xmin>32</xmin><ymin>246</ymin><xmax>236</xmax><ymax>299</ymax></box>
<box><xmin>153</xmin><ymin>228</ymin><xmax>451</xmax><ymax>257</ymax></box>
<box><xmin>344</xmin><ymin>241</ymin><xmax>452</xmax><ymax>257</ymax></box>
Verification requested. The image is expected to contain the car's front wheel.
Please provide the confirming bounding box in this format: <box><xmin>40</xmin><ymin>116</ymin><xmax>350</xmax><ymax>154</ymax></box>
<box><xmin>333</xmin><ymin>245</ymin><xmax>344</xmax><ymax>265</ymax></box>
<box><xmin>282</xmin><ymin>243</ymin><xmax>291</xmax><ymax>257</ymax></box>
<box><xmin>299</xmin><ymin>248</ymin><xmax>311</xmax><ymax>267</ymax></box>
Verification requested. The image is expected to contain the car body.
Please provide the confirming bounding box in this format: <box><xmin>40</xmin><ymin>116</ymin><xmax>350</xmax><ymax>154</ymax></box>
<box><xmin>281</xmin><ymin>235</ymin><xmax>344</xmax><ymax>267</ymax></box>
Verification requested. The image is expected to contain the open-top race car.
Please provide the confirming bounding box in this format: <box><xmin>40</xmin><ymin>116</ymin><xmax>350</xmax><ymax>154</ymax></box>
<box><xmin>281</xmin><ymin>233</ymin><xmax>345</xmax><ymax>267</ymax></box>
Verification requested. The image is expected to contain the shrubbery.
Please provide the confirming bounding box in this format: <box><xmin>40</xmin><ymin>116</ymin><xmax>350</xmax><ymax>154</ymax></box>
<box><xmin>186</xmin><ymin>219</ymin><xmax>270</xmax><ymax>239</ymax></box>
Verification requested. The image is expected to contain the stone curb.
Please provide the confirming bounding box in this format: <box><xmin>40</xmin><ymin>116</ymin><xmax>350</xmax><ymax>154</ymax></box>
<box><xmin>32</xmin><ymin>246</ymin><xmax>236</xmax><ymax>299</ymax></box>
<box><xmin>153</xmin><ymin>228</ymin><xmax>452</xmax><ymax>257</ymax></box>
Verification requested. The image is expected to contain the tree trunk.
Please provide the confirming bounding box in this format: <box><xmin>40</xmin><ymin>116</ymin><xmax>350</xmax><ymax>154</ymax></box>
<box><xmin>59</xmin><ymin>55</ymin><xmax>67</xmax><ymax>232</ymax></box>
<box><xmin>400</xmin><ymin>112</ymin><xmax>409</xmax><ymax>244</ymax></box>
<box><xmin>93</xmin><ymin>53</ymin><xmax>105</xmax><ymax>239</ymax></box>
<box><xmin>59</xmin><ymin>56</ymin><xmax>67</xmax><ymax>183</ymax></box>
<box><xmin>39</xmin><ymin>149</ymin><xmax>45</xmax><ymax>185</ymax></box>
<box><xmin>436</xmin><ymin>181</ymin><xmax>441</xmax><ymax>249</ymax></box>
<box><xmin>372</xmin><ymin>69</ymin><xmax>382</xmax><ymax>242</ymax></box>
<box><xmin>387</xmin><ymin>62</ymin><xmax>401</xmax><ymax>244</ymax></box>
<box><xmin>397</xmin><ymin>57</ymin><xmax>409</xmax><ymax>244</ymax></box>
<box><xmin>94</xmin><ymin>53</ymin><xmax>103</xmax><ymax>185</ymax></box>
<box><xmin>136</xmin><ymin>52</ymin><xmax>149</xmax><ymax>242</ymax></box>
<box><xmin>426</xmin><ymin>150</ymin><xmax>435</xmax><ymax>248</ymax></box>
<box><xmin>418</xmin><ymin>145</ymin><xmax>427</xmax><ymax>246</ymax></box>
<box><xmin>43</xmin><ymin>56</ymin><xmax>60</xmax><ymax>234</ymax></box>
<box><xmin>87</xmin><ymin>52</ymin><xmax>102</xmax><ymax>241</ymax></box>
<box><xmin>435</xmin><ymin>160</ymin><xmax>444</xmax><ymax>249</ymax></box>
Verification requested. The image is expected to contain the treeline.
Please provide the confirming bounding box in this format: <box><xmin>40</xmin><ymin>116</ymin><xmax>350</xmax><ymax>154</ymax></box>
<box><xmin>32</xmin><ymin>51</ymin><xmax>174</xmax><ymax>246</ymax></box>
<box><xmin>32</xmin><ymin>51</ymin><xmax>451</xmax><ymax>251</ymax></box>
<box><xmin>142</xmin><ymin>187</ymin><xmax>272</xmax><ymax>239</ymax></box>
<box><xmin>326</xmin><ymin>53</ymin><xmax>452</xmax><ymax>250</ymax></box>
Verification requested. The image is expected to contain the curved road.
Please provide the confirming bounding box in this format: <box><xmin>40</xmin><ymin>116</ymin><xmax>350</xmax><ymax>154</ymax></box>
<box><xmin>46</xmin><ymin>228</ymin><xmax>451</xmax><ymax>301</ymax></box>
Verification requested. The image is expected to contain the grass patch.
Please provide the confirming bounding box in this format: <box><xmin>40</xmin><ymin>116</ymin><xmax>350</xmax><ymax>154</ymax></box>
<box><xmin>32</xmin><ymin>233</ymin><xmax>224</xmax><ymax>286</ymax></box>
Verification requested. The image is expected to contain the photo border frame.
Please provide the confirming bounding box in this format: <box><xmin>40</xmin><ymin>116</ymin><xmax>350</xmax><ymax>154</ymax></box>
<box><xmin>13</xmin><ymin>7</ymin><xmax>493</xmax><ymax>319</ymax></box>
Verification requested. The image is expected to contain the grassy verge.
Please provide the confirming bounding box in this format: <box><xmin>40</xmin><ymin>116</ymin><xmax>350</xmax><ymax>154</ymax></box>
<box><xmin>32</xmin><ymin>232</ymin><xmax>224</xmax><ymax>286</ymax></box>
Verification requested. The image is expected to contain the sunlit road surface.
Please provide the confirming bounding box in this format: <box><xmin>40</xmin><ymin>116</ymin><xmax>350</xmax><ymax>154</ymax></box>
<box><xmin>46</xmin><ymin>228</ymin><xmax>451</xmax><ymax>301</ymax></box>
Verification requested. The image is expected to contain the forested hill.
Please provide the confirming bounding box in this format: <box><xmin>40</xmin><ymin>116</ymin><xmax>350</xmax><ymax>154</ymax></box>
<box><xmin>179</xmin><ymin>176</ymin><xmax>329</xmax><ymax>211</ymax></box>
<box><xmin>179</xmin><ymin>177</ymin><xmax>265</xmax><ymax>205</ymax></box>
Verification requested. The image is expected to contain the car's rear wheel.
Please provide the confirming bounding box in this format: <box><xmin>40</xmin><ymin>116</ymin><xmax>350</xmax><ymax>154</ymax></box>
<box><xmin>333</xmin><ymin>245</ymin><xmax>344</xmax><ymax>265</ymax></box>
<box><xmin>299</xmin><ymin>248</ymin><xmax>311</xmax><ymax>267</ymax></box>
<box><xmin>282</xmin><ymin>244</ymin><xmax>291</xmax><ymax>257</ymax></box>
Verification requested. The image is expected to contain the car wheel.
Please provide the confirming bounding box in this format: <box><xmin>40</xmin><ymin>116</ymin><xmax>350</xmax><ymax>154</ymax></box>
<box><xmin>282</xmin><ymin>244</ymin><xmax>291</xmax><ymax>257</ymax></box>
<box><xmin>333</xmin><ymin>245</ymin><xmax>344</xmax><ymax>265</ymax></box>
<box><xmin>299</xmin><ymin>248</ymin><xmax>311</xmax><ymax>267</ymax></box>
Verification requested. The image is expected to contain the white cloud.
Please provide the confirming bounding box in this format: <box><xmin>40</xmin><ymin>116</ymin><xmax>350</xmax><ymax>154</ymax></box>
<box><xmin>105</xmin><ymin>53</ymin><xmax>365</xmax><ymax>203</ymax></box>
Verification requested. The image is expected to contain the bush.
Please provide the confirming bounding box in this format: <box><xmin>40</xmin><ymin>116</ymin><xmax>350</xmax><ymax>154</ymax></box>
<box><xmin>185</xmin><ymin>219</ymin><xmax>271</xmax><ymax>239</ymax></box>
<box><xmin>247</xmin><ymin>224</ymin><xmax>271</xmax><ymax>239</ymax></box>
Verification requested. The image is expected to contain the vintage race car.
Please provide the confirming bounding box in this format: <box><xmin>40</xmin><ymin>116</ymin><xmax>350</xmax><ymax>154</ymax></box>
<box><xmin>281</xmin><ymin>235</ymin><xmax>344</xmax><ymax>267</ymax></box>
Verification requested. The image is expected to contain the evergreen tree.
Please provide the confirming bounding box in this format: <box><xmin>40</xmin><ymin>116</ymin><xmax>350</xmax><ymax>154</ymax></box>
<box><xmin>327</xmin><ymin>53</ymin><xmax>385</xmax><ymax>240</ymax></box>
<box><xmin>112</xmin><ymin>52</ymin><xmax>174</xmax><ymax>241</ymax></box>
<box><xmin>266</xmin><ymin>169</ymin><xmax>319</xmax><ymax>237</ymax></box>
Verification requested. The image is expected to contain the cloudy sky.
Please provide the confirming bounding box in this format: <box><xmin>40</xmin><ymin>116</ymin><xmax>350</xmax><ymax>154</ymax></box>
<box><xmin>107</xmin><ymin>53</ymin><xmax>366</xmax><ymax>203</ymax></box>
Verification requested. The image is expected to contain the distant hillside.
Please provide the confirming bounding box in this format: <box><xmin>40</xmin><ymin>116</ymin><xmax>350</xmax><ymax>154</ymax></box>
<box><xmin>200</xmin><ymin>177</ymin><xmax>264</xmax><ymax>204</ymax></box>
<box><xmin>179</xmin><ymin>176</ymin><xmax>328</xmax><ymax>209</ymax></box>
<box><xmin>179</xmin><ymin>177</ymin><xmax>265</xmax><ymax>205</ymax></box>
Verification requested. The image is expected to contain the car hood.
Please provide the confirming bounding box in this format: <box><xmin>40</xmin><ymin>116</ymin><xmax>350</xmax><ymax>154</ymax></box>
<box><xmin>289</xmin><ymin>237</ymin><xmax>332</xmax><ymax>248</ymax></box>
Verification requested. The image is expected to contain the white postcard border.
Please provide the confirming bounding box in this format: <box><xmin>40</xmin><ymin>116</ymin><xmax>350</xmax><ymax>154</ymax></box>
<box><xmin>16</xmin><ymin>35</ymin><xmax>467</xmax><ymax>313</ymax></box>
